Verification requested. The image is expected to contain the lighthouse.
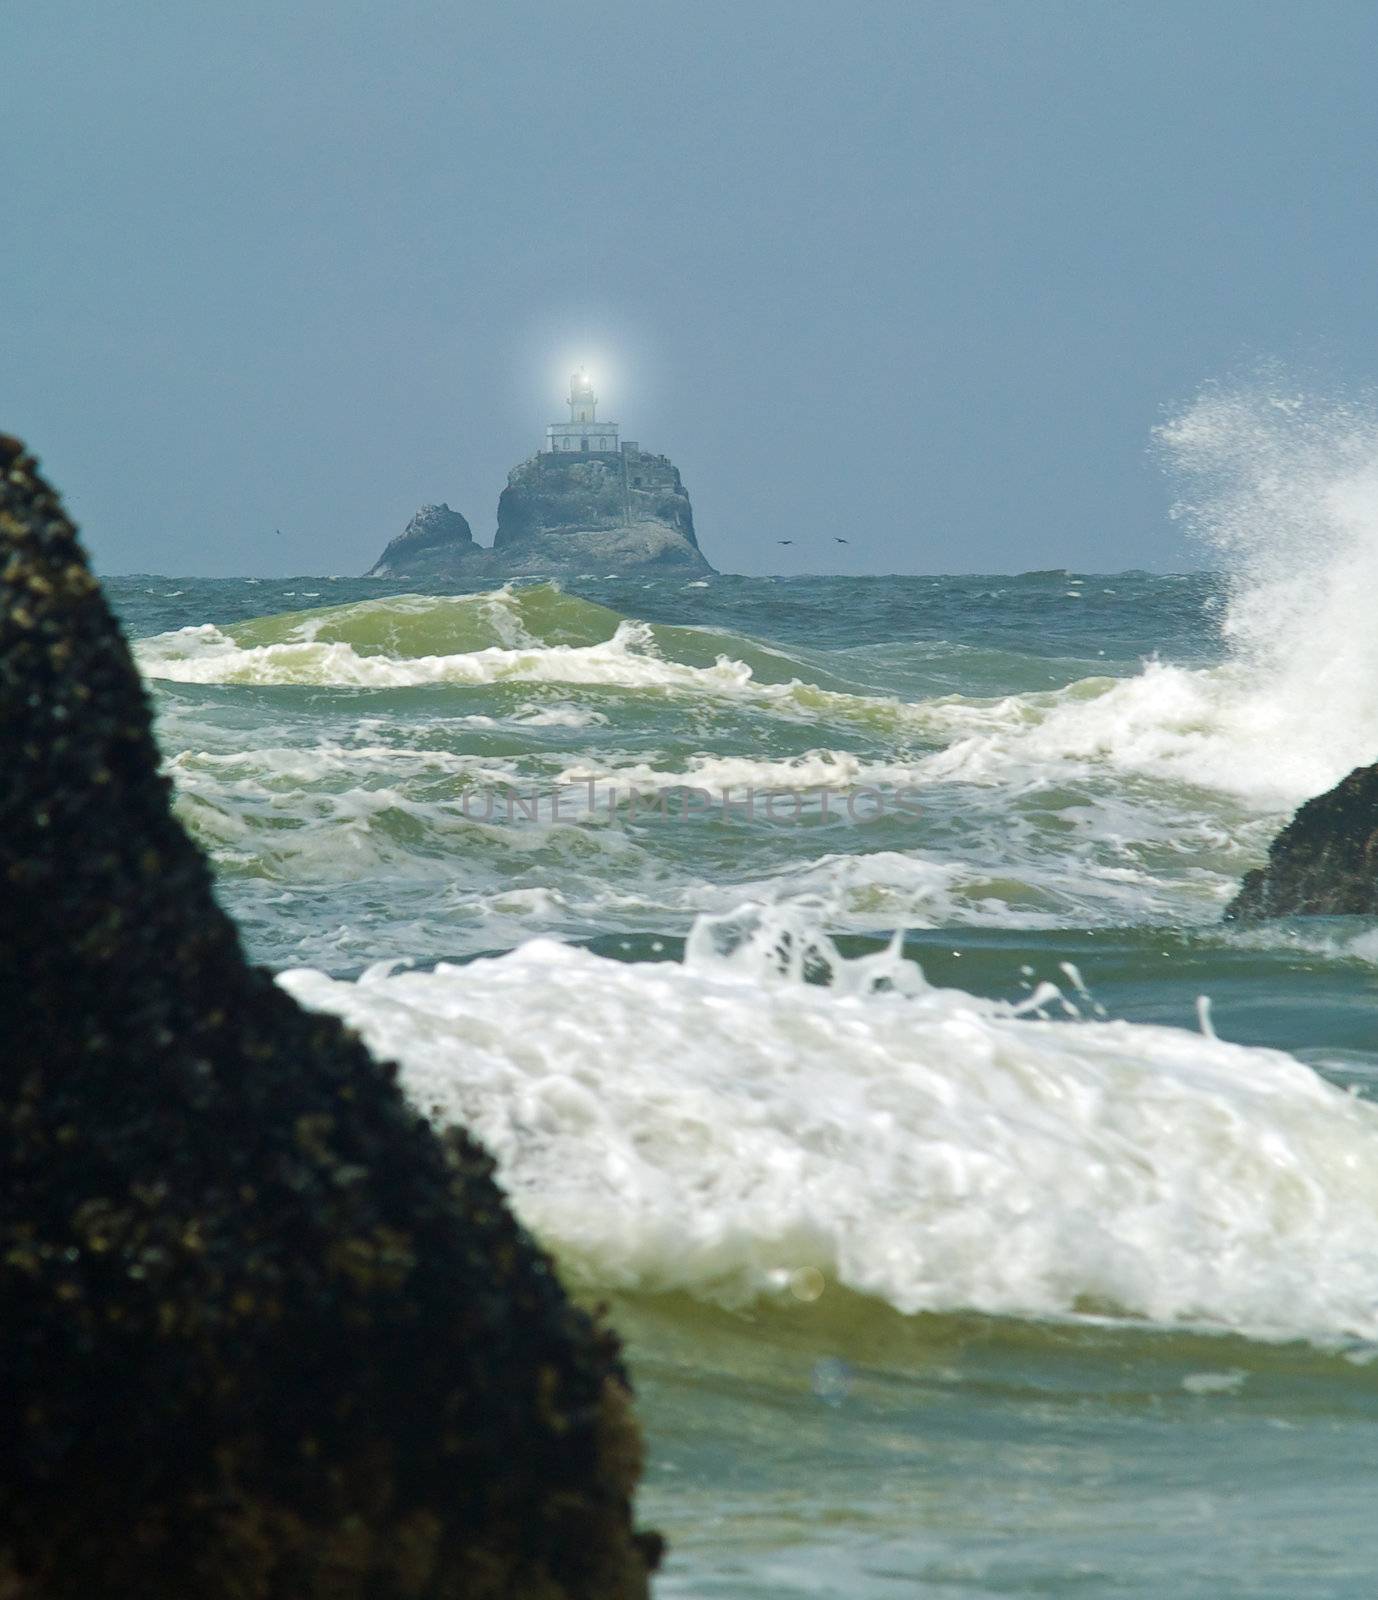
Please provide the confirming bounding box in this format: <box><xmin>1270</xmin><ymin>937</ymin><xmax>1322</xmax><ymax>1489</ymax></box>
<box><xmin>545</xmin><ymin>369</ymin><xmax>620</xmax><ymax>455</ymax></box>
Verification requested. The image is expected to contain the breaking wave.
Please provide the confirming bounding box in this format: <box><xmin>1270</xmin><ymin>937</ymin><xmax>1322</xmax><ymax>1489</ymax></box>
<box><xmin>281</xmin><ymin>905</ymin><xmax>1378</xmax><ymax>1344</ymax></box>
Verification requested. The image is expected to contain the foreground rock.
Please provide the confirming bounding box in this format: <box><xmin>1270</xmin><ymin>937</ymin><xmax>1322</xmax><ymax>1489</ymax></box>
<box><xmin>0</xmin><ymin>435</ymin><xmax>658</xmax><ymax>1598</ymax></box>
<box><xmin>367</xmin><ymin>448</ymin><xmax>714</xmax><ymax>580</ymax></box>
<box><xmin>1225</xmin><ymin>762</ymin><xmax>1378</xmax><ymax>919</ymax></box>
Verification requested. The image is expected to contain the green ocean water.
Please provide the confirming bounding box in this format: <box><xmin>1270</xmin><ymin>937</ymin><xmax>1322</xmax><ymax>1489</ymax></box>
<box><xmin>111</xmin><ymin>563</ymin><xmax>1378</xmax><ymax>1598</ymax></box>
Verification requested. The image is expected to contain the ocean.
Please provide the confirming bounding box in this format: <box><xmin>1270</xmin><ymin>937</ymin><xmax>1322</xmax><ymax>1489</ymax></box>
<box><xmin>105</xmin><ymin>397</ymin><xmax>1378</xmax><ymax>1597</ymax></box>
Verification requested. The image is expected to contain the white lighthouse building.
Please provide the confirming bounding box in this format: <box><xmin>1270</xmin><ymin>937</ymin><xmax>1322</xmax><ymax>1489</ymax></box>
<box><xmin>545</xmin><ymin>369</ymin><xmax>620</xmax><ymax>455</ymax></box>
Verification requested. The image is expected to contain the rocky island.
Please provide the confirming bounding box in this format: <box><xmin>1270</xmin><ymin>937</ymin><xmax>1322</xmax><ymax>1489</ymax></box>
<box><xmin>368</xmin><ymin>371</ymin><xmax>714</xmax><ymax>580</ymax></box>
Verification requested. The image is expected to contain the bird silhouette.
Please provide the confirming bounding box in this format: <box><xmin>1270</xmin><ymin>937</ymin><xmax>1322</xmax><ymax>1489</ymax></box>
<box><xmin>834</xmin><ymin>537</ymin><xmax>849</xmax><ymax>544</ymax></box>
<box><xmin>776</xmin><ymin>539</ymin><xmax>794</xmax><ymax>546</ymax></box>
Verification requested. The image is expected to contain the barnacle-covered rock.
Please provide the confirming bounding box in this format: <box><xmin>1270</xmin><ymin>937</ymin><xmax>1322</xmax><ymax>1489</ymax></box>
<box><xmin>0</xmin><ymin>433</ymin><xmax>659</xmax><ymax>1598</ymax></box>
<box><xmin>1225</xmin><ymin>762</ymin><xmax>1378</xmax><ymax>919</ymax></box>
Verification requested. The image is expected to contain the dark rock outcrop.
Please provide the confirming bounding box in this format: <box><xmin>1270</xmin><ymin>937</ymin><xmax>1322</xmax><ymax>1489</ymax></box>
<box><xmin>496</xmin><ymin>452</ymin><xmax>697</xmax><ymax>549</ymax></box>
<box><xmin>0</xmin><ymin>434</ymin><xmax>659</xmax><ymax>1598</ymax></box>
<box><xmin>367</xmin><ymin>503</ymin><xmax>473</xmax><ymax>577</ymax></box>
<box><xmin>492</xmin><ymin>452</ymin><xmax>708</xmax><ymax>576</ymax></box>
<box><xmin>366</xmin><ymin>448</ymin><xmax>713</xmax><ymax>579</ymax></box>
<box><xmin>1225</xmin><ymin>762</ymin><xmax>1378</xmax><ymax>919</ymax></box>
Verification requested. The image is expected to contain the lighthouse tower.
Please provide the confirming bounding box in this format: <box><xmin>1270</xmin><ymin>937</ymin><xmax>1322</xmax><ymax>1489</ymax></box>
<box><xmin>545</xmin><ymin>369</ymin><xmax>620</xmax><ymax>455</ymax></box>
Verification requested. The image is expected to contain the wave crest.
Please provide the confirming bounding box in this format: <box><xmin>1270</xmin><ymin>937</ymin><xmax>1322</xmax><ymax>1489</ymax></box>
<box><xmin>281</xmin><ymin>906</ymin><xmax>1378</xmax><ymax>1343</ymax></box>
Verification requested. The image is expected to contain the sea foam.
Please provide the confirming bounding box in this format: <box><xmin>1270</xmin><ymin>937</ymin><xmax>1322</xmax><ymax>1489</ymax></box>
<box><xmin>281</xmin><ymin>905</ymin><xmax>1378</xmax><ymax>1344</ymax></box>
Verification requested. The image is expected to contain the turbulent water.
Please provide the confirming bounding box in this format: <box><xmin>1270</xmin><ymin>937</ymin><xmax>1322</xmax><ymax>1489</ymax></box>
<box><xmin>110</xmin><ymin>392</ymin><xmax>1378</xmax><ymax>1597</ymax></box>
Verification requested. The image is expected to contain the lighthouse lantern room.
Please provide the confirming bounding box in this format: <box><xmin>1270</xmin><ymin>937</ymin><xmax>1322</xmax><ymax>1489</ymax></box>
<box><xmin>545</xmin><ymin>369</ymin><xmax>620</xmax><ymax>455</ymax></box>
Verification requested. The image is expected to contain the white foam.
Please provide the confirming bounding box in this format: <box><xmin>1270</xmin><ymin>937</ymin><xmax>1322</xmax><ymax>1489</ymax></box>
<box><xmin>911</xmin><ymin>660</ymin><xmax>1310</xmax><ymax>805</ymax></box>
<box><xmin>138</xmin><ymin>618</ymin><xmax>796</xmax><ymax>708</ymax></box>
<box><xmin>727</xmin><ymin>851</ymin><xmax>967</xmax><ymax>927</ymax></box>
<box><xmin>281</xmin><ymin>907</ymin><xmax>1378</xmax><ymax>1343</ymax></box>
<box><xmin>134</xmin><ymin>618</ymin><xmax>916</xmax><ymax>736</ymax></box>
<box><xmin>555</xmin><ymin>748</ymin><xmax>925</xmax><ymax>797</ymax></box>
<box><xmin>512</xmin><ymin>703</ymin><xmax>608</xmax><ymax>728</ymax></box>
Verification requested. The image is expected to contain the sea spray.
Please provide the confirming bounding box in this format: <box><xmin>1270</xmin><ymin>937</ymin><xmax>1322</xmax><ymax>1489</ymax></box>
<box><xmin>914</xmin><ymin>378</ymin><xmax>1378</xmax><ymax>807</ymax></box>
<box><xmin>1156</xmin><ymin>382</ymin><xmax>1378</xmax><ymax>788</ymax></box>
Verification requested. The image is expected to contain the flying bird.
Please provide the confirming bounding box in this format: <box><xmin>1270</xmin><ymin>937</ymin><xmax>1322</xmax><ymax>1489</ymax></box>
<box><xmin>834</xmin><ymin>537</ymin><xmax>850</xmax><ymax>544</ymax></box>
<box><xmin>776</xmin><ymin>539</ymin><xmax>794</xmax><ymax>545</ymax></box>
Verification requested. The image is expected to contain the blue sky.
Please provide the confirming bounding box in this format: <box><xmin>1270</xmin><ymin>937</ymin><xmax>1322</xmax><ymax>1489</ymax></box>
<box><xmin>5</xmin><ymin>1</ymin><xmax>1378</xmax><ymax>576</ymax></box>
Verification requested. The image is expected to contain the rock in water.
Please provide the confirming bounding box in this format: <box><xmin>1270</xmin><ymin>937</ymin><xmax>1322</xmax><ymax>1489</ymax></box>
<box><xmin>494</xmin><ymin>450</ymin><xmax>706</xmax><ymax>573</ymax></box>
<box><xmin>0</xmin><ymin>434</ymin><xmax>658</xmax><ymax>1598</ymax></box>
<box><xmin>1225</xmin><ymin>762</ymin><xmax>1378</xmax><ymax>919</ymax></box>
<box><xmin>367</xmin><ymin>503</ymin><xmax>474</xmax><ymax>577</ymax></box>
<box><xmin>364</xmin><ymin>449</ymin><xmax>714</xmax><ymax>579</ymax></box>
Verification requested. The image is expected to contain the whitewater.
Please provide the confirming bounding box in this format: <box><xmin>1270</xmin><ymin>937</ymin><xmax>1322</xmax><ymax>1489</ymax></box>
<box><xmin>112</xmin><ymin>385</ymin><xmax>1378</xmax><ymax>1597</ymax></box>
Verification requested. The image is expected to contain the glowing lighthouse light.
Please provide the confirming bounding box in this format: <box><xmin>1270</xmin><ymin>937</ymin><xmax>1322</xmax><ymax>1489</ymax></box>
<box><xmin>545</xmin><ymin>368</ymin><xmax>620</xmax><ymax>455</ymax></box>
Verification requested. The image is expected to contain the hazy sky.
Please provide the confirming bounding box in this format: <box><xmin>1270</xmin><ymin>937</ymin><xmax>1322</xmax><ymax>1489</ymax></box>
<box><xmin>5</xmin><ymin>1</ymin><xmax>1378</xmax><ymax>577</ymax></box>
